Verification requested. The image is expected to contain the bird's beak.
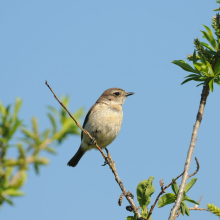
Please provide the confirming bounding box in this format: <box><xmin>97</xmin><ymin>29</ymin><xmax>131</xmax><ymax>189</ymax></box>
<box><xmin>125</xmin><ymin>92</ymin><xmax>134</xmax><ymax>97</ymax></box>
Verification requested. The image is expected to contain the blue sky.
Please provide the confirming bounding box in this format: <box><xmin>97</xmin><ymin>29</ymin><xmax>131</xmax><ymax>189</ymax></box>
<box><xmin>1</xmin><ymin>1</ymin><xmax>219</xmax><ymax>220</ymax></box>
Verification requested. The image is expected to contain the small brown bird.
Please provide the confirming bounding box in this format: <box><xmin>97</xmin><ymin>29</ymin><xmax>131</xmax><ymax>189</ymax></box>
<box><xmin>67</xmin><ymin>88</ymin><xmax>134</xmax><ymax>167</ymax></box>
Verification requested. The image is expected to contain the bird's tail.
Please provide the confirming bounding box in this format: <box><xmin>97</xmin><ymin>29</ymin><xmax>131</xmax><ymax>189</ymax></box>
<box><xmin>67</xmin><ymin>147</ymin><xmax>85</xmax><ymax>167</ymax></box>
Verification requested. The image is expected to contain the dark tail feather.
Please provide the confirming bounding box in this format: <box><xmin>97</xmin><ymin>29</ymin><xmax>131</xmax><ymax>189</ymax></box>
<box><xmin>67</xmin><ymin>147</ymin><xmax>85</xmax><ymax>167</ymax></box>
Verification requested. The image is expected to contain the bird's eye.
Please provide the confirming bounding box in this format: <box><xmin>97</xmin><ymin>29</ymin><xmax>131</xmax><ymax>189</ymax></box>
<box><xmin>114</xmin><ymin>92</ymin><xmax>120</xmax><ymax>96</ymax></box>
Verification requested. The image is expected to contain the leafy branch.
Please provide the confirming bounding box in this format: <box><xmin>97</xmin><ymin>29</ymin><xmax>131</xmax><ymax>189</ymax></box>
<box><xmin>0</xmin><ymin>97</ymin><xmax>83</xmax><ymax>207</ymax></box>
<box><xmin>169</xmin><ymin>2</ymin><xmax>220</xmax><ymax>219</ymax></box>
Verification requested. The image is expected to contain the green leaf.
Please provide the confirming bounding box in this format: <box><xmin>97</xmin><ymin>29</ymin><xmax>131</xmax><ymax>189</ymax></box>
<box><xmin>214</xmin><ymin>59</ymin><xmax>220</xmax><ymax>75</ymax></box>
<box><xmin>44</xmin><ymin>147</ymin><xmax>56</xmax><ymax>154</ymax></box>
<box><xmin>157</xmin><ymin>193</ymin><xmax>176</xmax><ymax>208</ymax></box>
<box><xmin>205</xmin><ymin>50</ymin><xmax>217</xmax><ymax>55</ymax></box>
<box><xmin>0</xmin><ymin>137</ymin><xmax>8</xmax><ymax>143</ymax></box>
<box><xmin>180</xmin><ymin>201</ymin><xmax>186</xmax><ymax>215</ymax></box>
<box><xmin>185</xmin><ymin>202</ymin><xmax>190</xmax><ymax>216</ymax></box>
<box><xmin>3</xmin><ymin>188</ymin><xmax>25</xmax><ymax>197</ymax></box>
<box><xmin>193</xmin><ymin>62</ymin><xmax>214</xmax><ymax>76</ymax></box>
<box><xmin>209</xmin><ymin>79</ymin><xmax>214</xmax><ymax>92</ymax></box>
<box><xmin>13</xmin><ymin>98</ymin><xmax>22</xmax><ymax>119</ymax></box>
<box><xmin>193</xmin><ymin>50</ymin><xmax>197</xmax><ymax>64</ymax></box>
<box><xmin>3</xmin><ymin>197</ymin><xmax>14</xmax><ymax>205</ymax></box>
<box><xmin>172</xmin><ymin>60</ymin><xmax>199</xmax><ymax>73</ymax></box>
<box><xmin>183</xmin><ymin>196</ymin><xmax>200</xmax><ymax>205</ymax></box>
<box><xmin>196</xmin><ymin>83</ymin><xmax>205</xmax><ymax>87</ymax></box>
<box><xmin>61</xmin><ymin>95</ymin><xmax>70</xmax><ymax>107</ymax></box>
<box><xmin>207</xmin><ymin>62</ymin><xmax>215</xmax><ymax>76</ymax></box>
<box><xmin>198</xmin><ymin>52</ymin><xmax>207</xmax><ymax>65</ymax></box>
<box><xmin>184</xmin><ymin>74</ymin><xmax>201</xmax><ymax>78</ymax></box>
<box><xmin>7</xmin><ymin>119</ymin><xmax>23</xmax><ymax>140</ymax></box>
<box><xmin>21</xmin><ymin>128</ymin><xmax>35</xmax><ymax>140</ymax></box>
<box><xmin>181</xmin><ymin>77</ymin><xmax>198</xmax><ymax>85</ymax></box>
<box><xmin>47</xmin><ymin>113</ymin><xmax>57</xmax><ymax>133</ymax></box>
<box><xmin>73</xmin><ymin>107</ymin><xmax>85</xmax><ymax>120</ymax></box>
<box><xmin>214</xmin><ymin>7</ymin><xmax>220</xmax><ymax>11</ymax></box>
<box><xmin>34</xmin><ymin>163</ymin><xmax>39</xmax><ymax>174</ymax></box>
<box><xmin>0</xmin><ymin>100</ymin><xmax>6</xmax><ymax>115</ymax></box>
<box><xmin>18</xmin><ymin>143</ymin><xmax>26</xmax><ymax>159</ymax></box>
<box><xmin>181</xmin><ymin>201</ymin><xmax>190</xmax><ymax>216</ymax></box>
<box><xmin>200</xmin><ymin>42</ymin><xmax>214</xmax><ymax>51</ymax></box>
<box><xmin>32</xmin><ymin>117</ymin><xmax>39</xmax><ymax>139</ymax></box>
<box><xmin>42</xmin><ymin>129</ymin><xmax>50</xmax><ymax>140</ymax></box>
<box><xmin>184</xmin><ymin>178</ymin><xmax>197</xmax><ymax>193</ymax></box>
<box><xmin>47</xmin><ymin>106</ymin><xmax>61</xmax><ymax>119</ymax></box>
<box><xmin>201</xmin><ymin>25</ymin><xmax>218</xmax><ymax>50</ymax></box>
<box><xmin>171</xmin><ymin>179</ymin><xmax>179</xmax><ymax>195</ymax></box>
<box><xmin>34</xmin><ymin>157</ymin><xmax>49</xmax><ymax>165</ymax></box>
<box><xmin>136</xmin><ymin>177</ymin><xmax>155</xmax><ymax>213</ymax></box>
<box><xmin>127</xmin><ymin>217</ymin><xmax>136</xmax><ymax>220</ymax></box>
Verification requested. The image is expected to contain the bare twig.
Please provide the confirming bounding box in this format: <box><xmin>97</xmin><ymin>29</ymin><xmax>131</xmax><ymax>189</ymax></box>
<box><xmin>146</xmin><ymin>171</ymin><xmax>184</xmax><ymax>220</ymax></box>
<box><xmin>197</xmin><ymin>195</ymin><xmax>203</xmax><ymax>205</ymax></box>
<box><xmin>45</xmin><ymin>81</ymin><xmax>142</xmax><ymax>219</ymax></box>
<box><xmin>118</xmin><ymin>193</ymin><xmax>124</xmax><ymax>206</ymax></box>
<box><xmin>169</xmin><ymin>84</ymin><xmax>209</xmax><ymax>220</ymax></box>
<box><xmin>164</xmin><ymin>172</ymin><xmax>184</xmax><ymax>191</ymax></box>
<box><xmin>188</xmin><ymin>157</ymin><xmax>200</xmax><ymax>178</ymax></box>
<box><xmin>175</xmin><ymin>209</ymin><xmax>181</xmax><ymax>218</ymax></box>
<box><xmin>190</xmin><ymin>207</ymin><xmax>209</xmax><ymax>211</ymax></box>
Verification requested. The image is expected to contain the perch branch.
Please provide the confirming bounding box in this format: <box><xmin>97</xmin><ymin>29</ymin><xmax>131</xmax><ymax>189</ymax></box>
<box><xmin>45</xmin><ymin>81</ymin><xmax>142</xmax><ymax>219</ymax></box>
<box><xmin>168</xmin><ymin>84</ymin><xmax>209</xmax><ymax>220</ymax></box>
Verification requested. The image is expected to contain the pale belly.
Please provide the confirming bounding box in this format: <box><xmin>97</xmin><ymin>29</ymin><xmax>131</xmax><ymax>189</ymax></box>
<box><xmin>81</xmin><ymin>106</ymin><xmax>123</xmax><ymax>151</ymax></box>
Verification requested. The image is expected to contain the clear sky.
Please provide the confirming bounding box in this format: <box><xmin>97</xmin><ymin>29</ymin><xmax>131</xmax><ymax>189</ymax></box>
<box><xmin>1</xmin><ymin>1</ymin><xmax>219</xmax><ymax>220</ymax></box>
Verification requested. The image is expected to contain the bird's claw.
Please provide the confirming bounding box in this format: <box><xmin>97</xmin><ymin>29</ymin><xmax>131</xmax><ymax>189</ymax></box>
<box><xmin>101</xmin><ymin>161</ymin><xmax>108</xmax><ymax>166</ymax></box>
<box><xmin>89</xmin><ymin>137</ymin><xmax>97</xmax><ymax>146</ymax></box>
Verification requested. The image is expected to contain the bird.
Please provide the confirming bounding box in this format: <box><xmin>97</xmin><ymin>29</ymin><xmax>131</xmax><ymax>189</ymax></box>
<box><xmin>67</xmin><ymin>88</ymin><xmax>134</xmax><ymax>167</ymax></box>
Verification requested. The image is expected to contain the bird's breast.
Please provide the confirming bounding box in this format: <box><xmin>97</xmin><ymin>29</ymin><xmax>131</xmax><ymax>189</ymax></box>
<box><xmin>82</xmin><ymin>103</ymin><xmax>123</xmax><ymax>150</ymax></box>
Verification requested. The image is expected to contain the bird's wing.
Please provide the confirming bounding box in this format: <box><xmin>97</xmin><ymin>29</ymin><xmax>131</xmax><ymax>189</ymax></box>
<box><xmin>81</xmin><ymin>104</ymin><xmax>96</xmax><ymax>140</ymax></box>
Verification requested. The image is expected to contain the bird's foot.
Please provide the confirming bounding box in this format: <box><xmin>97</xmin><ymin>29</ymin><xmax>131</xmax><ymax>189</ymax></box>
<box><xmin>89</xmin><ymin>137</ymin><xmax>97</xmax><ymax>146</ymax></box>
<box><xmin>101</xmin><ymin>161</ymin><xmax>108</xmax><ymax>166</ymax></box>
<box><xmin>101</xmin><ymin>148</ymin><xmax>114</xmax><ymax>166</ymax></box>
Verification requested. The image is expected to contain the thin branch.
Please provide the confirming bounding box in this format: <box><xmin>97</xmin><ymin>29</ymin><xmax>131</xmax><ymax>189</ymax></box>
<box><xmin>188</xmin><ymin>157</ymin><xmax>200</xmax><ymax>178</ymax></box>
<box><xmin>146</xmin><ymin>171</ymin><xmax>184</xmax><ymax>220</ymax></box>
<box><xmin>189</xmin><ymin>207</ymin><xmax>209</xmax><ymax>211</ymax></box>
<box><xmin>197</xmin><ymin>195</ymin><xmax>203</xmax><ymax>204</ymax></box>
<box><xmin>10</xmin><ymin>171</ymin><xmax>21</xmax><ymax>186</ymax></box>
<box><xmin>168</xmin><ymin>84</ymin><xmax>210</xmax><ymax>220</ymax></box>
<box><xmin>45</xmin><ymin>81</ymin><xmax>142</xmax><ymax>219</ymax></box>
<box><xmin>39</xmin><ymin>138</ymin><xmax>53</xmax><ymax>150</ymax></box>
<box><xmin>118</xmin><ymin>193</ymin><xmax>124</xmax><ymax>206</ymax></box>
<box><xmin>164</xmin><ymin>172</ymin><xmax>184</xmax><ymax>191</ymax></box>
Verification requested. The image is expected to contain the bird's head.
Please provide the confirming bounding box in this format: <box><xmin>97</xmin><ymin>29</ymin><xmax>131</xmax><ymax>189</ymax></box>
<box><xmin>97</xmin><ymin>88</ymin><xmax>134</xmax><ymax>106</ymax></box>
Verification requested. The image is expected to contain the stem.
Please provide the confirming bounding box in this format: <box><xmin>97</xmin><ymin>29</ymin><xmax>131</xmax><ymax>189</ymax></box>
<box><xmin>0</xmin><ymin>142</ymin><xmax>5</xmax><ymax>167</ymax></box>
<box><xmin>168</xmin><ymin>84</ymin><xmax>209</xmax><ymax>220</ymax></box>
